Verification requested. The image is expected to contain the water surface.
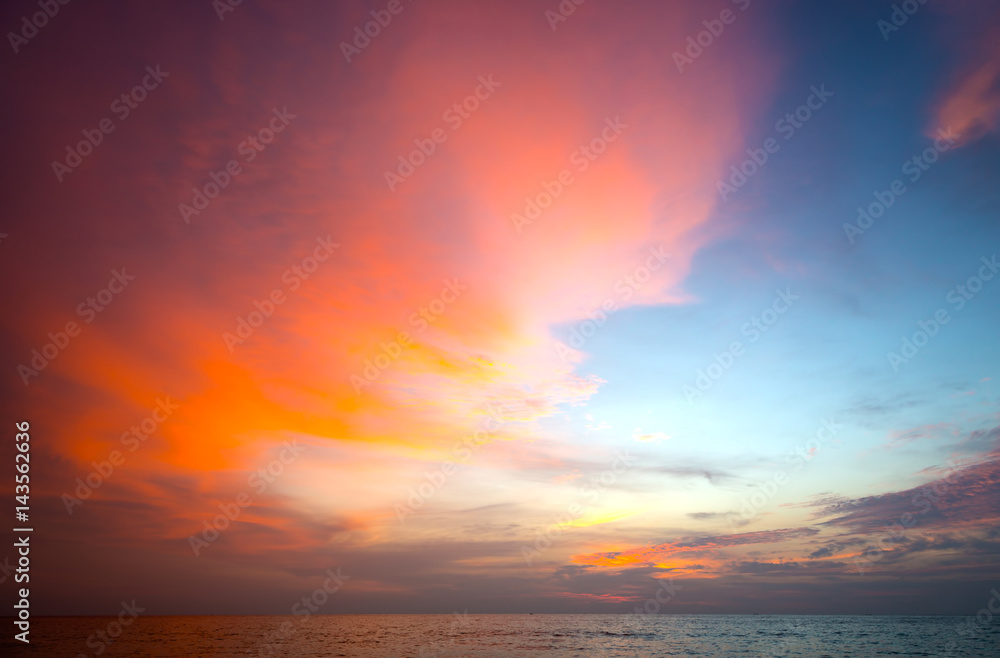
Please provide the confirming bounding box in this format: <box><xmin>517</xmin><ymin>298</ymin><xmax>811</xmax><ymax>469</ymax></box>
<box><xmin>3</xmin><ymin>614</ymin><xmax>995</xmax><ymax>656</ymax></box>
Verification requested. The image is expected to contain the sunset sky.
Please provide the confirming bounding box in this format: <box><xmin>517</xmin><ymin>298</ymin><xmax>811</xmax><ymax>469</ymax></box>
<box><xmin>2</xmin><ymin>0</ymin><xmax>999</xmax><ymax>616</ymax></box>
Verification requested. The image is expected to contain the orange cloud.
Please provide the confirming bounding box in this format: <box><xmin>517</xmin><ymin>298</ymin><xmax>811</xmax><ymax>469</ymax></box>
<box><xmin>932</xmin><ymin>25</ymin><xmax>1000</xmax><ymax>145</ymax></box>
<box><xmin>572</xmin><ymin>527</ymin><xmax>821</xmax><ymax>576</ymax></box>
<box><xmin>13</xmin><ymin>0</ymin><xmax>780</xmax><ymax>580</ymax></box>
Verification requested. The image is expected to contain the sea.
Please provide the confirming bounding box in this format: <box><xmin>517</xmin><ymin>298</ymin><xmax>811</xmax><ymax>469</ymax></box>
<box><xmin>3</xmin><ymin>614</ymin><xmax>998</xmax><ymax>657</ymax></box>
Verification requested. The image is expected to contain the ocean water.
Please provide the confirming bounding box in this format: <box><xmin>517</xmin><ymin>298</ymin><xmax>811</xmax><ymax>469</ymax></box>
<box><xmin>4</xmin><ymin>614</ymin><xmax>998</xmax><ymax>657</ymax></box>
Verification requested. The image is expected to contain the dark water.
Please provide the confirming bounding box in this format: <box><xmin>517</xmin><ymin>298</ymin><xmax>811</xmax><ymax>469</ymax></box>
<box><xmin>3</xmin><ymin>614</ymin><xmax>998</xmax><ymax>657</ymax></box>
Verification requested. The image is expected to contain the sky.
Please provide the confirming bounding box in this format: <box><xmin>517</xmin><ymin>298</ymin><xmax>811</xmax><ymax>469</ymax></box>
<box><xmin>1</xmin><ymin>0</ymin><xmax>999</xmax><ymax>617</ymax></box>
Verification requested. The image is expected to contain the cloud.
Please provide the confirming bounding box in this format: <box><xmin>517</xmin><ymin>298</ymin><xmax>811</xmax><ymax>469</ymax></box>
<box><xmin>783</xmin><ymin>446</ymin><xmax>1000</xmax><ymax>578</ymax></box>
<box><xmin>571</xmin><ymin>526</ymin><xmax>820</xmax><ymax>572</ymax></box>
<box><xmin>884</xmin><ymin>422</ymin><xmax>955</xmax><ymax>449</ymax></box>
<box><xmin>644</xmin><ymin>464</ymin><xmax>739</xmax><ymax>485</ymax></box>
<box><xmin>687</xmin><ymin>511</ymin><xmax>730</xmax><ymax>521</ymax></box>
<box><xmin>632</xmin><ymin>429</ymin><xmax>670</xmax><ymax>443</ymax></box>
<box><xmin>725</xmin><ymin>560</ymin><xmax>848</xmax><ymax>575</ymax></box>
<box><xmin>932</xmin><ymin>20</ymin><xmax>1000</xmax><ymax>146</ymax></box>
<box><xmin>570</xmin><ymin>439</ymin><xmax>1000</xmax><ymax>585</ymax></box>
<box><xmin>814</xmin><ymin>452</ymin><xmax>1000</xmax><ymax>534</ymax></box>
